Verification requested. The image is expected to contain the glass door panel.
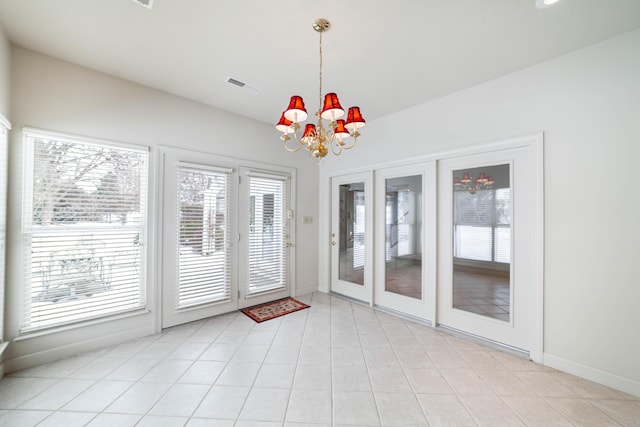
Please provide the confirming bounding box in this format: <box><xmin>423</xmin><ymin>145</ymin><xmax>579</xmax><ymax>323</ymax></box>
<box><xmin>385</xmin><ymin>175</ymin><xmax>422</xmax><ymax>299</ymax></box>
<box><xmin>338</xmin><ymin>183</ymin><xmax>365</xmax><ymax>286</ymax></box>
<box><xmin>452</xmin><ymin>164</ymin><xmax>511</xmax><ymax>321</ymax></box>
<box><xmin>374</xmin><ymin>163</ymin><xmax>435</xmax><ymax>322</ymax></box>
<box><xmin>331</xmin><ymin>172</ymin><xmax>372</xmax><ymax>303</ymax></box>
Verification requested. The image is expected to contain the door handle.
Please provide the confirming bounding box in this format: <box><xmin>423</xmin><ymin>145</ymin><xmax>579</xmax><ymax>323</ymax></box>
<box><xmin>331</xmin><ymin>241</ymin><xmax>336</xmax><ymax>246</ymax></box>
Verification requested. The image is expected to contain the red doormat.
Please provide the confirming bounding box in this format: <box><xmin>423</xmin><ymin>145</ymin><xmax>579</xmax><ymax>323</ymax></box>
<box><xmin>241</xmin><ymin>297</ymin><xmax>310</xmax><ymax>323</ymax></box>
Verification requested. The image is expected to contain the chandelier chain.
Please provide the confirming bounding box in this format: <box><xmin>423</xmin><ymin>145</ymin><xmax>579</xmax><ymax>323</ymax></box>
<box><xmin>318</xmin><ymin>30</ymin><xmax>323</xmax><ymax>112</ymax></box>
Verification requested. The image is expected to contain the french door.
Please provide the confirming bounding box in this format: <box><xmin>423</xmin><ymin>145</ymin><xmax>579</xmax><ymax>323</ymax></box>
<box><xmin>374</xmin><ymin>162</ymin><xmax>436</xmax><ymax>321</ymax></box>
<box><xmin>437</xmin><ymin>145</ymin><xmax>537</xmax><ymax>353</ymax></box>
<box><xmin>160</xmin><ymin>148</ymin><xmax>293</xmax><ymax>328</ymax></box>
<box><xmin>330</xmin><ymin>172</ymin><xmax>373</xmax><ymax>303</ymax></box>
<box><xmin>237</xmin><ymin>168</ymin><xmax>292</xmax><ymax>308</ymax></box>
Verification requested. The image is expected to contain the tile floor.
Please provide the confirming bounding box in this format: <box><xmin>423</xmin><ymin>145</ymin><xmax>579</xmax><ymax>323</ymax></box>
<box><xmin>1</xmin><ymin>292</ymin><xmax>639</xmax><ymax>426</ymax></box>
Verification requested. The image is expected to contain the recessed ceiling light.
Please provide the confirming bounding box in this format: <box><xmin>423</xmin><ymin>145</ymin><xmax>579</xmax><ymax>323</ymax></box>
<box><xmin>536</xmin><ymin>0</ymin><xmax>560</xmax><ymax>9</ymax></box>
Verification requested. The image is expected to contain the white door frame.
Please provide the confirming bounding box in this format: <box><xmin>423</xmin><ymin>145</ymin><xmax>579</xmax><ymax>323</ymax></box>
<box><xmin>319</xmin><ymin>133</ymin><xmax>543</xmax><ymax>362</ymax></box>
<box><xmin>156</xmin><ymin>146</ymin><xmax>297</xmax><ymax>328</ymax></box>
<box><xmin>329</xmin><ymin>171</ymin><xmax>374</xmax><ymax>303</ymax></box>
<box><xmin>373</xmin><ymin>162</ymin><xmax>436</xmax><ymax>322</ymax></box>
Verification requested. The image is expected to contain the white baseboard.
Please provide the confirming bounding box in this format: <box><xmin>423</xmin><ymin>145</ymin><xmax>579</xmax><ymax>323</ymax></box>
<box><xmin>3</xmin><ymin>325</ymin><xmax>153</xmax><ymax>374</ymax></box>
<box><xmin>544</xmin><ymin>353</ymin><xmax>640</xmax><ymax>398</ymax></box>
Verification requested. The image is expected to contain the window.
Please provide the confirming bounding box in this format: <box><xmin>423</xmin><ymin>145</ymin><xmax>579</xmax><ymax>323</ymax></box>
<box><xmin>177</xmin><ymin>163</ymin><xmax>232</xmax><ymax>308</ymax></box>
<box><xmin>453</xmin><ymin>187</ymin><xmax>511</xmax><ymax>263</ymax></box>
<box><xmin>22</xmin><ymin>129</ymin><xmax>148</xmax><ymax>333</ymax></box>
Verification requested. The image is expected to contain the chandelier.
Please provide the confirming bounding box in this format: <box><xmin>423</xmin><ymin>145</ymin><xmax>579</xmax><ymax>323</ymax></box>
<box><xmin>453</xmin><ymin>172</ymin><xmax>494</xmax><ymax>194</ymax></box>
<box><xmin>275</xmin><ymin>18</ymin><xmax>365</xmax><ymax>160</ymax></box>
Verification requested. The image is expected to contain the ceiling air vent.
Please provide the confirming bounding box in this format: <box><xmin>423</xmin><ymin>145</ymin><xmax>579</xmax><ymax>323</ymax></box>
<box><xmin>131</xmin><ymin>0</ymin><xmax>154</xmax><ymax>10</ymax></box>
<box><xmin>227</xmin><ymin>77</ymin><xmax>261</xmax><ymax>94</ymax></box>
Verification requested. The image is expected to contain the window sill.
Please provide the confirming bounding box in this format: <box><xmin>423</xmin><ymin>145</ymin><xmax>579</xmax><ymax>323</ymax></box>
<box><xmin>15</xmin><ymin>308</ymin><xmax>151</xmax><ymax>342</ymax></box>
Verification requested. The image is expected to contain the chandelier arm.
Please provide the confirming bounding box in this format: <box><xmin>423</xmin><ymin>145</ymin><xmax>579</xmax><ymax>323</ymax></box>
<box><xmin>330</xmin><ymin>139</ymin><xmax>343</xmax><ymax>156</ymax></box>
<box><xmin>340</xmin><ymin>135</ymin><xmax>357</xmax><ymax>150</ymax></box>
<box><xmin>282</xmin><ymin>137</ymin><xmax>303</xmax><ymax>152</ymax></box>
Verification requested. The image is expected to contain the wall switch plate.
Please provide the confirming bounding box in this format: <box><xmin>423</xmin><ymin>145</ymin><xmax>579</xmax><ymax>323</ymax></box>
<box><xmin>303</xmin><ymin>216</ymin><xmax>313</xmax><ymax>224</ymax></box>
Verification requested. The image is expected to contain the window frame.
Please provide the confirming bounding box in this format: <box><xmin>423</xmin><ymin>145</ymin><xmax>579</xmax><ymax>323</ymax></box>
<box><xmin>21</xmin><ymin>128</ymin><xmax>150</xmax><ymax>334</ymax></box>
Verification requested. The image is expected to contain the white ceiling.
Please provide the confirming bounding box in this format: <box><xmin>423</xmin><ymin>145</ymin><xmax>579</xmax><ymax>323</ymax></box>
<box><xmin>1</xmin><ymin>0</ymin><xmax>639</xmax><ymax>126</ymax></box>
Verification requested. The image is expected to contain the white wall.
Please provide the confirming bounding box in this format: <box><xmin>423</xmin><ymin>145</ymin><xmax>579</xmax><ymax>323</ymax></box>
<box><xmin>0</xmin><ymin>24</ymin><xmax>9</xmax><ymax>118</ymax></box>
<box><xmin>4</xmin><ymin>47</ymin><xmax>319</xmax><ymax>370</ymax></box>
<box><xmin>321</xmin><ymin>29</ymin><xmax>640</xmax><ymax>395</ymax></box>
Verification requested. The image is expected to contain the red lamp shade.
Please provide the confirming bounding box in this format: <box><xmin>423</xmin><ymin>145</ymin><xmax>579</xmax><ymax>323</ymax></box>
<box><xmin>275</xmin><ymin>112</ymin><xmax>293</xmax><ymax>133</ymax></box>
<box><xmin>333</xmin><ymin>119</ymin><xmax>350</xmax><ymax>140</ymax></box>
<box><xmin>485</xmin><ymin>176</ymin><xmax>494</xmax><ymax>185</ymax></box>
<box><xmin>283</xmin><ymin>95</ymin><xmax>308</xmax><ymax>123</ymax></box>
<box><xmin>453</xmin><ymin>177</ymin><xmax>462</xmax><ymax>187</ymax></box>
<box><xmin>344</xmin><ymin>106</ymin><xmax>366</xmax><ymax>130</ymax></box>
<box><xmin>301</xmin><ymin>123</ymin><xmax>317</xmax><ymax>144</ymax></box>
<box><xmin>461</xmin><ymin>173</ymin><xmax>471</xmax><ymax>183</ymax></box>
<box><xmin>320</xmin><ymin>92</ymin><xmax>345</xmax><ymax>120</ymax></box>
<box><xmin>477</xmin><ymin>173</ymin><xmax>487</xmax><ymax>183</ymax></box>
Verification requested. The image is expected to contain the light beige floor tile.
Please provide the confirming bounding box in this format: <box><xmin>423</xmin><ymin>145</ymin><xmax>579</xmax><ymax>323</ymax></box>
<box><xmin>368</xmin><ymin>366</ymin><xmax>412</xmax><ymax>393</ymax></box>
<box><xmin>193</xmin><ymin>385</ymin><xmax>250</xmax><ymax>419</ymax></box>
<box><xmin>140</xmin><ymin>359</ymin><xmax>193</xmax><ymax>383</ymax></box>
<box><xmin>459</xmin><ymin>350</ymin><xmax>507</xmax><ymax>370</ymax></box>
<box><xmin>332</xmin><ymin>390</ymin><xmax>380</xmax><ymax>426</ymax></box>
<box><xmin>187</xmin><ymin>419</ymin><xmax>235</xmax><ymax>427</ymax></box>
<box><xmin>293</xmin><ymin>364</ymin><xmax>332</xmax><ymax>390</ymax></box>
<box><xmin>238</xmin><ymin>387</ymin><xmax>290</xmax><ymax>422</ymax></box>
<box><xmin>166</xmin><ymin>342</ymin><xmax>209</xmax><ymax>360</ymax></box>
<box><xmin>404</xmin><ymin>368</ymin><xmax>455</xmax><ymax>394</ymax></box>
<box><xmin>0</xmin><ymin>377</ymin><xmax>58</xmax><ymax>409</ymax></box>
<box><xmin>589</xmin><ymin>399</ymin><xmax>640</xmax><ymax>425</ymax></box>
<box><xmin>332</xmin><ymin>365</ymin><xmax>372</xmax><ymax>392</ymax></box>
<box><xmin>512</xmin><ymin>371</ymin><xmax>580</xmax><ymax>398</ymax></box>
<box><xmin>0</xmin><ymin>409</ymin><xmax>52</xmax><ymax>426</ymax></box>
<box><xmin>395</xmin><ymin>349</ymin><xmax>435</xmax><ymax>369</ymax></box>
<box><xmin>63</xmin><ymin>380</ymin><xmax>133</xmax><ymax>412</ymax></box>
<box><xmin>363</xmin><ymin>348</ymin><xmax>401</xmax><ymax>368</ymax></box>
<box><xmin>105</xmin><ymin>381</ymin><xmax>171</xmax><ymax>414</ymax></box>
<box><xmin>427</xmin><ymin>350</ymin><xmax>471</xmax><ymax>370</ymax></box>
<box><xmin>178</xmin><ymin>360</ymin><xmax>227</xmax><ymax>384</ymax></box>
<box><xmin>298</xmin><ymin>345</ymin><xmax>331</xmax><ymax>366</ymax></box>
<box><xmin>17</xmin><ymin>378</ymin><xmax>94</xmax><ymax>410</ymax></box>
<box><xmin>105</xmin><ymin>358</ymin><xmax>160</xmax><ymax>382</ymax></box>
<box><xmin>475</xmin><ymin>370</ymin><xmax>534</xmax><ymax>396</ymax></box>
<box><xmin>231</xmin><ymin>344</ymin><xmax>270</xmax><ymax>364</ymax></box>
<box><xmin>440</xmin><ymin>369</ymin><xmax>495</xmax><ymax>395</ymax></box>
<box><xmin>459</xmin><ymin>394</ymin><xmax>525</xmax><ymax>426</ymax></box>
<box><xmin>374</xmin><ymin>392</ymin><xmax>428</xmax><ymax>426</ymax></box>
<box><xmin>254</xmin><ymin>363</ymin><xmax>296</xmax><ymax>389</ymax></box>
<box><xmin>332</xmin><ymin>347</ymin><xmax>366</xmax><ymax>367</ymax></box>
<box><xmin>263</xmin><ymin>345</ymin><xmax>300</xmax><ymax>365</ymax></box>
<box><xmin>502</xmin><ymin>395</ymin><xmax>573</xmax><ymax>426</ymax></box>
<box><xmin>136</xmin><ymin>414</ymin><xmax>189</xmax><ymax>427</ymax></box>
<box><xmin>67</xmin><ymin>357</ymin><xmax>125</xmax><ymax>379</ymax></box>
<box><xmin>199</xmin><ymin>343</ymin><xmax>240</xmax><ymax>362</ymax></box>
<box><xmin>545</xmin><ymin>397</ymin><xmax>620</xmax><ymax>426</ymax></box>
<box><xmin>416</xmin><ymin>394</ymin><xmax>477</xmax><ymax>426</ymax></box>
<box><xmin>148</xmin><ymin>383</ymin><xmax>209</xmax><ymax>417</ymax></box>
<box><xmin>136</xmin><ymin>341</ymin><xmax>181</xmax><ymax>359</ymax></box>
<box><xmin>37</xmin><ymin>410</ymin><xmax>98</xmax><ymax>427</ymax></box>
<box><xmin>215</xmin><ymin>362</ymin><xmax>261</xmax><ymax>387</ymax></box>
<box><xmin>86</xmin><ymin>412</ymin><xmax>142</xmax><ymax>426</ymax></box>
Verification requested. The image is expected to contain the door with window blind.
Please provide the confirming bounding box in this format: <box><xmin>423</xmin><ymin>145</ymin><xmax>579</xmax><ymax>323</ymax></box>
<box><xmin>161</xmin><ymin>150</ymin><xmax>237</xmax><ymax>328</ymax></box>
<box><xmin>437</xmin><ymin>147</ymin><xmax>535</xmax><ymax>353</ymax></box>
<box><xmin>237</xmin><ymin>168</ymin><xmax>292</xmax><ymax>308</ymax></box>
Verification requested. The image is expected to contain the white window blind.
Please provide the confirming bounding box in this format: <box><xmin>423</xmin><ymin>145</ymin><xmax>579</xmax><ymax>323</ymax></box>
<box><xmin>22</xmin><ymin>131</ymin><xmax>148</xmax><ymax>333</ymax></box>
<box><xmin>247</xmin><ymin>173</ymin><xmax>288</xmax><ymax>296</ymax></box>
<box><xmin>453</xmin><ymin>187</ymin><xmax>511</xmax><ymax>263</ymax></box>
<box><xmin>176</xmin><ymin>164</ymin><xmax>232</xmax><ymax>308</ymax></box>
